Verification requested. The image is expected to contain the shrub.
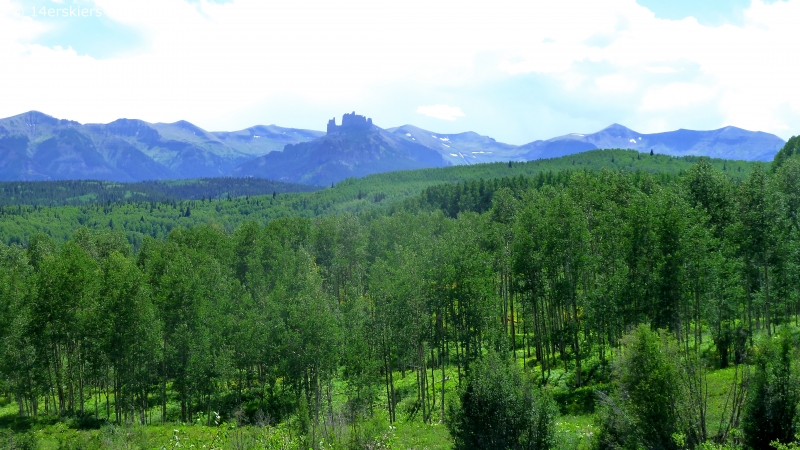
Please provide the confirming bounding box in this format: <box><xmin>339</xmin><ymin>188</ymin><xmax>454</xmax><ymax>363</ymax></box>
<box><xmin>596</xmin><ymin>325</ymin><xmax>687</xmax><ymax>450</ymax></box>
<box><xmin>0</xmin><ymin>430</ymin><xmax>36</xmax><ymax>450</ymax></box>
<box><xmin>447</xmin><ymin>351</ymin><xmax>558</xmax><ymax>450</ymax></box>
<box><xmin>741</xmin><ymin>330</ymin><xmax>800</xmax><ymax>449</ymax></box>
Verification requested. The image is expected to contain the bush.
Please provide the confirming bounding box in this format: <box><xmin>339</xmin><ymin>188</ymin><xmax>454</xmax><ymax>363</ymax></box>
<box><xmin>447</xmin><ymin>351</ymin><xmax>558</xmax><ymax>450</ymax></box>
<box><xmin>741</xmin><ymin>330</ymin><xmax>800</xmax><ymax>449</ymax></box>
<box><xmin>596</xmin><ymin>325</ymin><xmax>686</xmax><ymax>450</ymax></box>
<box><xmin>553</xmin><ymin>383</ymin><xmax>611</xmax><ymax>415</ymax></box>
<box><xmin>0</xmin><ymin>430</ymin><xmax>36</xmax><ymax>450</ymax></box>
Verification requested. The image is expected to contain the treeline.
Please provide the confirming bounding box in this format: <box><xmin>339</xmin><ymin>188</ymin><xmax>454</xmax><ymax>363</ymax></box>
<box><xmin>0</xmin><ymin>156</ymin><xmax>797</xmax><ymax>447</ymax></box>
<box><xmin>0</xmin><ymin>177</ymin><xmax>319</xmax><ymax>207</ymax></box>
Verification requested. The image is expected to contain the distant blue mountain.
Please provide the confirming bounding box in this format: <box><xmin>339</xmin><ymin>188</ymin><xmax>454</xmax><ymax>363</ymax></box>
<box><xmin>0</xmin><ymin>111</ymin><xmax>787</xmax><ymax>183</ymax></box>
<box><xmin>230</xmin><ymin>113</ymin><xmax>448</xmax><ymax>186</ymax></box>
<box><xmin>0</xmin><ymin>111</ymin><xmax>321</xmax><ymax>181</ymax></box>
<box><xmin>519</xmin><ymin>124</ymin><xmax>784</xmax><ymax>162</ymax></box>
<box><xmin>386</xmin><ymin>124</ymin><xmax>526</xmax><ymax>165</ymax></box>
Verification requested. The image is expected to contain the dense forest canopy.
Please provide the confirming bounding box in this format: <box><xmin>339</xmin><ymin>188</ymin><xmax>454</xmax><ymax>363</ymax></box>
<box><xmin>1</xmin><ymin>146</ymin><xmax>800</xmax><ymax>449</ymax></box>
<box><xmin>0</xmin><ymin>177</ymin><xmax>320</xmax><ymax>207</ymax></box>
<box><xmin>0</xmin><ymin>150</ymin><xmax>755</xmax><ymax>248</ymax></box>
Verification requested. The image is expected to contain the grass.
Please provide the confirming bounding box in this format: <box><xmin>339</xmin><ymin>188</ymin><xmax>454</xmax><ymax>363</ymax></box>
<box><xmin>0</xmin><ymin>366</ymin><xmax>754</xmax><ymax>450</ymax></box>
<box><xmin>556</xmin><ymin>415</ymin><xmax>598</xmax><ymax>450</ymax></box>
<box><xmin>392</xmin><ymin>422</ymin><xmax>451</xmax><ymax>450</ymax></box>
<box><xmin>0</xmin><ymin>327</ymin><xmax>781</xmax><ymax>449</ymax></box>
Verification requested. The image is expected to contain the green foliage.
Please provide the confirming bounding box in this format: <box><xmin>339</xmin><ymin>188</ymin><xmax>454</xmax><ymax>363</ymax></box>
<box><xmin>771</xmin><ymin>437</ymin><xmax>800</xmax><ymax>450</ymax></box>
<box><xmin>0</xmin><ymin>429</ymin><xmax>36</xmax><ymax>450</ymax></box>
<box><xmin>772</xmin><ymin>136</ymin><xmax>800</xmax><ymax>173</ymax></box>
<box><xmin>0</xmin><ymin>150</ymin><xmax>754</xmax><ymax>247</ymax></box>
<box><xmin>597</xmin><ymin>325</ymin><xmax>684</xmax><ymax>450</ymax></box>
<box><xmin>448</xmin><ymin>352</ymin><xmax>558</xmax><ymax>450</ymax></box>
<box><xmin>0</xmin><ymin>177</ymin><xmax>319</xmax><ymax>207</ymax></box>
<box><xmin>684</xmin><ymin>158</ymin><xmax>735</xmax><ymax>237</ymax></box>
<box><xmin>596</xmin><ymin>325</ymin><xmax>719</xmax><ymax>449</ymax></box>
<box><xmin>742</xmin><ymin>330</ymin><xmax>800</xmax><ymax>449</ymax></box>
<box><xmin>552</xmin><ymin>384</ymin><xmax>610</xmax><ymax>415</ymax></box>
<box><xmin>0</xmin><ymin>157</ymin><xmax>795</xmax><ymax>449</ymax></box>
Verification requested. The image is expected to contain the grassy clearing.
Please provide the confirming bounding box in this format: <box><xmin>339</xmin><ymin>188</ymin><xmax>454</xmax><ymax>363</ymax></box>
<box><xmin>556</xmin><ymin>415</ymin><xmax>598</xmax><ymax>450</ymax></box>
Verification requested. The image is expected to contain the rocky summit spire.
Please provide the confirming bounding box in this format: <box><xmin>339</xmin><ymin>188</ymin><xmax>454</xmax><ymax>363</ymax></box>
<box><xmin>326</xmin><ymin>112</ymin><xmax>373</xmax><ymax>134</ymax></box>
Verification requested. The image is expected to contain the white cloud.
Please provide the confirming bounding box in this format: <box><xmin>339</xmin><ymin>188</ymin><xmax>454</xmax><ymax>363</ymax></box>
<box><xmin>417</xmin><ymin>105</ymin><xmax>465</xmax><ymax>121</ymax></box>
<box><xmin>0</xmin><ymin>0</ymin><xmax>798</xmax><ymax>139</ymax></box>
<box><xmin>595</xmin><ymin>74</ymin><xmax>635</xmax><ymax>93</ymax></box>
<box><xmin>645</xmin><ymin>67</ymin><xmax>678</xmax><ymax>74</ymax></box>
<box><xmin>640</xmin><ymin>83</ymin><xmax>717</xmax><ymax>112</ymax></box>
<box><xmin>488</xmin><ymin>0</ymin><xmax>800</xmax><ymax>136</ymax></box>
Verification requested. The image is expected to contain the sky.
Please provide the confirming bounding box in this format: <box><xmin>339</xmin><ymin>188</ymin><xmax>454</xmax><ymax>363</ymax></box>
<box><xmin>0</xmin><ymin>0</ymin><xmax>798</xmax><ymax>144</ymax></box>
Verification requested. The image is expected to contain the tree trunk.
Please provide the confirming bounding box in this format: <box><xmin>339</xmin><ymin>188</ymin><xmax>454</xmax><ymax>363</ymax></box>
<box><xmin>383</xmin><ymin>340</ymin><xmax>393</xmax><ymax>423</ymax></box>
<box><xmin>510</xmin><ymin>277</ymin><xmax>516</xmax><ymax>361</ymax></box>
<box><xmin>441</xmin><ymin>337</ymin><xmax>446</xmax><ymax>423</ymax></box>
<box><xmin>764</xmin><ymin>264</ymin><xmax>771</xmax><ymax>336</ymax></box>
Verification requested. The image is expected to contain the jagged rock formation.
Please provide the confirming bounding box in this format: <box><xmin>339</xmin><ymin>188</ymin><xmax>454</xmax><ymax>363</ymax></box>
<box><xmin>327</xmin><ymin>112</ymin><xmax>373</xmax><ymax>134</ymax></box>
<box><xmin>232</xmin><ymin>113</ymin><xmax>447</xmax><ymax>185</ymax></box>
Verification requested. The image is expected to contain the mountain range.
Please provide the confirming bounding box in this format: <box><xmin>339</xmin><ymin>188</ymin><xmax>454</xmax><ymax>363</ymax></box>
<box><xmin>0</xmin><ymin>111</ymin><xmax>786</xmax><ymax>185</ymax></box>
<box><xmin>0</xmin><ymin>111</ymin><xmax>322</xmax><ymax>182</ymax></box>
<box><xmin>230</xmin><ymin>112</ymin><xmax>447</xmax><ymax>186</ymax></box>
<box><xmin>516</xmin><ymin>124</ymin><xmax>784</xmax><ymax>162</ymax></box>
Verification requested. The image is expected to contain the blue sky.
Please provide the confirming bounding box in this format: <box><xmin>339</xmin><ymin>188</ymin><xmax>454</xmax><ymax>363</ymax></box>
<box><xmin>1</xmin><ymin>0</ymin><xmax>798</xmax><ymax>144</ymax></box>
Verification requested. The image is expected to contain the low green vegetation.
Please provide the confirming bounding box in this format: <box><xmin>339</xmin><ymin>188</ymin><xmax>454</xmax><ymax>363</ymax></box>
<box><xmin>0</xmin><ymin>146</ymin><xmax>798</xmax><ymax>449</ymax></box>
<box><xmin>448</xmin><ymin>352</ymin><xmax>558</xmax><ymax>449</ymax></box>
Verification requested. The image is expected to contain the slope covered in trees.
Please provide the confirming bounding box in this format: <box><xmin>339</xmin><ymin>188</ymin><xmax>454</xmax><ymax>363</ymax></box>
<box><xmin>0</xmin><ymin>149</ymin><xmax>755</xmax><ymax>247</ymax></box>
<box><xmin>0</xmin><ymin>177</ymin><xmax>320</xmax><ymax>207</ymax></box>
<box><xmin>1</xmin><ymin>150</ymin><xmax>800</xmax><ymax>448</ymax></box>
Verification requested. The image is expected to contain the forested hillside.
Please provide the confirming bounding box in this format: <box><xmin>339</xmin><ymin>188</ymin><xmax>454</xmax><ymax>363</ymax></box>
<box><xmin>0</xmin><ymin>147</ymin><xmax>798</xmax><ymax>449</ymax></box>
<box><xmin>0</xmin><ymin>150</ymin><xmax>754</xmax><ymax>247</ymax></box>
<box><xmin>0</xmin><ymin>178</ymin><xmax>319</xmax><ymax>207</ymax></box>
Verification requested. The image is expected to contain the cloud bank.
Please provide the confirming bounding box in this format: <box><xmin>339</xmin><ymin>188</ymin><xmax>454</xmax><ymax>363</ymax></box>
<box><xmin>417</xmin><ymin>105</ymin><xmax>465</xmax><ymax>121</ymax></box>
<box><xmin>0</xmin><ymin>0</ymin><xmax>798</xmax><ymax>143</ymax></box>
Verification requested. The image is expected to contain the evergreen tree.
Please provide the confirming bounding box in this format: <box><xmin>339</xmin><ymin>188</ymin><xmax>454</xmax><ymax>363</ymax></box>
<box><xmin>597</xmin><ymin>325</ymin><xmax>684</xmax><ymax>450</ymax></box>
<box><xmin>772</xmin><ymin>136</ymin><xmax>800</xmax><ymax>172</ymax></box>
<box><xmin>742</xmin><ymin>331</ymin><xmax>800</xmax><ymax>449</ymax></box>
<box><xmin>448</xmin><ymin>351</ymin><xmax>557</xmax><ymax>450</ymax></box>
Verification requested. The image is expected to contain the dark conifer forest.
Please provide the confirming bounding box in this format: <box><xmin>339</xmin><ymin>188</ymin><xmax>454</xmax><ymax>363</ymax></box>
<box><xmin>0</xmin><ymin>178</ymin><xmax>319</xmax><ymax>207</ymax></box>
<box><xmin>1</xmin><ymin>148</ymin><xmax>799</xmax><ymax>449</ymax></box>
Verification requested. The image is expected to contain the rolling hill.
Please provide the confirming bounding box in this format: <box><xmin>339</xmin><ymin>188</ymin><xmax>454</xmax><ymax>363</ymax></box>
<box><xmin>0</xmin><ymin>149</ymin><xmax>758</xmax><ymax>246</ymax></box>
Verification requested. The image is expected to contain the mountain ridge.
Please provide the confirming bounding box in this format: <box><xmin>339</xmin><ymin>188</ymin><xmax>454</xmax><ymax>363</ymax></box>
<box><xmin>0</xmin><ymin>110</ymin><xmax>787</xmax><ymax>183</ymax></box>
<box><xmin>230</xmin><ymin>113</ymin><xmax>448</xmax><ymax>186</ymax></box>
<box><xmin>0</xmin><ymin>111</ymin><xmax>322</xmax><ymax>181</ymax></box>
<box><xmin>519</xmin><ymin>123</ymin><xmax>784</xmax><ymax>162</ymax></box>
